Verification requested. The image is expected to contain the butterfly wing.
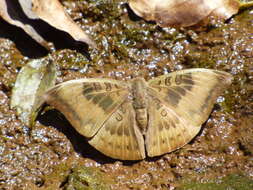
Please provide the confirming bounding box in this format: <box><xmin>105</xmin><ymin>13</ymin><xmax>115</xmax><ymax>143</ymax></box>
<box><xmin>89</xmin><ymin>99</ymin><xmax>145</xmax><ymax>160</ymax></box>
<box><xmin>146</xmin><ymin>69</ymin><xmax>233</xmax><ymax>157</ymax></box>
<box><xmin>146</xmin><ymin>96</ymin><xmax>199</xmax><ymax>157</ymax></box>
<box><xmin>43</xmin><ymin>78</ymin><xmax>129</xmax><ymax>138</ymax></box>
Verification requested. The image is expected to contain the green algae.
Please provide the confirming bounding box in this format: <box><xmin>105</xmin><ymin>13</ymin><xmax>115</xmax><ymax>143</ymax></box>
<box><xmin>34</xmin><ymin>162</ymin><xmax>113</xmax><ymax>190</ymax></box>
<box><xmin>178</xmin><ymin>174</ymin><xmax>253</xmax><ymax>190</ymax></box>
<box><xmin>63</xmin><ymin>166</ymin><xmax>112</xmax><ymax>190</ymax></box>
<box><xmin>38</xmin><ymin>162</ymin><xmax>71</xmax><ymax>190</ymax></box>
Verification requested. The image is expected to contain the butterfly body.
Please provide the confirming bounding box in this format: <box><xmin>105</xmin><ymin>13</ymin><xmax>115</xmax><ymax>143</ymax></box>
<box><xmin>43</xmin><ymin>69</ymin><xmax>233</xmax><ymax>160</ymax></box>
<box><xmin>130</xmin><ymin>77</ymin><xmax>148</xmax><ymax>134</ymax></box>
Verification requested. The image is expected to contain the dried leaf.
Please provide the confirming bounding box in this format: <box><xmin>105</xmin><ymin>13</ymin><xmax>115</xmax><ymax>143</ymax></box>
<box><xmin>129</xmin><ymin>0</ymin><xmax>241</xmax><ymax>27</ymax></box>
<box><xmin>0</xmin><ymin>0</ymin><xmax>49</xmax><ymax>48</ymax></box>
<box><xmin>0</xmin><ymin>0</ymin><xmax>96</xmax><ymax>49</ymax></box>
<box><xmin>11</xmin><ymin>58</ymin><xmax>56</xmax><ymax>126</ymax></box>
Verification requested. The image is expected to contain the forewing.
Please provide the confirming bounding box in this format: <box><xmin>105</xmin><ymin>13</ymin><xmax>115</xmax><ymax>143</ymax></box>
<box><xmin>43</xmin><ymin>78</ymin><xmax>128</xmax><ymax>138</ymax></box>
<box><xmin>146</xmin><ymin>69</ymin><xmax>233</xmax><ymax>156</ymax></box>
<box><xmin>89</xmin><ymin>100</ymin><xmax>145</xmax><ymax>160</ymax></box>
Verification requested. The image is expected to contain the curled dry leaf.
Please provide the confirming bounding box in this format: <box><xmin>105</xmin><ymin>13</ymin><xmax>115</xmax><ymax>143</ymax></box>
<box><xmin>129</xmin><ymin>0</ymin><xmax>241</xmax><ymax>27</ymax></box>
<box><xmin>11</xmin><ymin>58</ymin><xmax>56</xmax><ymax>126</ymax></box>
<box><xmin>0</xmin><ymin>0</ymin><xmax>96</xmax><ymax>49</ymax></box>
<box><xmin>0</xmin><ymin>0</ymin><xmax>48</xmax><ymax>48</ymax></box>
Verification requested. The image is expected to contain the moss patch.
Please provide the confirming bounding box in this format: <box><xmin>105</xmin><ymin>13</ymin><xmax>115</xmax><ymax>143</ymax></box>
<box><xmin>178</xmin><ymin>174</ymin><xmax>253</xmax><ymax>190</ymax></box>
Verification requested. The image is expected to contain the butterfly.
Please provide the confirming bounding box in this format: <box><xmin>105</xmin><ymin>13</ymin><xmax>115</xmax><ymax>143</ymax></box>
<box><xmin>42</xmin><ymin>68</ymin><xmax>233</xmax><ymax>160</ymax></box>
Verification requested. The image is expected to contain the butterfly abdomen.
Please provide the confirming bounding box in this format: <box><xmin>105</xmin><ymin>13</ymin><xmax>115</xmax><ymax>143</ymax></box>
<box><xmin>130</xmin><ymin>78</ymin><xmax>149</xmax><ymax>134</ymax></box>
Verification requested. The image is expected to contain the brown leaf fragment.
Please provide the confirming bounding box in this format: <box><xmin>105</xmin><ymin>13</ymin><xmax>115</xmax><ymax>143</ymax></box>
<box><xmin>0</xmin><ymin>0</ymin><xmax>96</xmax><ymax>49</ymax></box>
<box><xmin>29</xmin><ymin>0</ymin><xmax>96</xmax><ymax>48</ymax></box>
<box><xmin>129</xmin><ymin>0</ymin><xmax>240</xmax><ymax>27</ymax></box>
<box><xmin>0</xmin><ymin>0</ymin><xmax>50</xmax><ymax>49</ymax></box>
<box><xmin>211</xmin><ymin>0</ymin><xmax>240</xmax><ymax>19</ymax></box>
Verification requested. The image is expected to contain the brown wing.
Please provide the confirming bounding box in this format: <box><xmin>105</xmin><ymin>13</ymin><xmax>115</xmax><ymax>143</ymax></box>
<box><xmin>146</xmin><ymin>96</ymin><xmax>199</xmax><ymax>157</ymax></box>
<box><xmin>89</xmin><ymin>100</ymin><xmax>145</xmax><ymax>160</ymax></box>
<box><xmin>43</xmin><ymin>78</ymin><xmax>128</xmax><ymax>138</ymax></box>
<box><xmin>146</xmin><ymin>69</ymin><xmax>233</xmax><ymax>157</ymax></box>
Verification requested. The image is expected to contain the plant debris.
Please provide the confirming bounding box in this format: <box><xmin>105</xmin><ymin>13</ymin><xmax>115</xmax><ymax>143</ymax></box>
<box><xmin>129</xmin><ymin>0</ymin><xmax>241</xmax><ymax>27</ymax></box>
<box><xmin>0</xmin><ymin>0</ymin><xmax>96</xmax><ymax>49</ymax></box>
<box><xmin>10</xmin><ymin>57</ymin><xmax>56</xmax><ymax>126</ymax></box>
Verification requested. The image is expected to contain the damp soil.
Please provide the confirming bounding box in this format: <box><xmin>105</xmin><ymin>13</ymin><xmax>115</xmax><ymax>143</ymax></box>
<box><xmin>0</xmin><ymin>0</ymin><xmax>253</xmax><ymax>189</ymax></box>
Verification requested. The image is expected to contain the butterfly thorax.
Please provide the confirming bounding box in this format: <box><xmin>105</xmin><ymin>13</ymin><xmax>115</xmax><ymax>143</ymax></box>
<box><xmin>130</xmin><ymin>77</ymin><xmax>148</xmax><ymax>134</ymax></box>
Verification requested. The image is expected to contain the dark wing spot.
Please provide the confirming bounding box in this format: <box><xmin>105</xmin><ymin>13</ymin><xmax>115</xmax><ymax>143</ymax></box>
<box><xmin>159</xmin><ymin>123</ymin><xmax>163</xmax><ymax>131</ymax></box>
<box><xmin>104</xmin><ymin>82</ymin><xmax>112</xmax><ymax>91</ymax></box>
<box><xmin>124</xmin><ymin>126</ymin><xmax>130</xmax><ymax>136</ymax></box>
<box><xmin>52</xmin><ymin>95</ymin><xmax>81</xmax><ymax>124</ymax></box>
<box><xmin>166</xmin><ymin>89</ymin><xmax>181</xmax><ymax>107</ymax></box>
<box><xmin>99</xmin><ymin>96</ymin><xmax>114</xmax><ymax>111</ymax></box>
<box><xmin>163</xmin><ymin>121</ymin><xmax>170</xmax><ymax>130</ymax></box>
<box><xmin>110</xmin><ymin>126</ymin><xmax>116</xmax><ymax>135</ymax></box>
<box><xmin>183</xmin><ymin>85</ymin><xmax>192</xmax><ymax>91</ymax></box>
<box><xmin>171</xmin><ymin>121</ymin><xmax>176</xmax><ymax>128</ymax></box>
<box><xmin>161</xmin><ymin>109</ymin><xmax>168</xmax><ymax>117</ymax></box>
<box><xmin>116</xmin><ymin>113</ymin><xmax>123</xmax><ymax>121</ymax></box>
<box><xmin>200</xmin><ymin>87</ymin><xmax>216</xmax><ymax>112</ymax></box>
<box><xmin>182</xmin><ymin>79</ymin><xmax>194</xmax><ymax>85</ymax></box>
<box><xmin>155</xmin><ymin>80</ymin><xmax>162</xmax><ymax>91</ymax></box>
<box><xmin>119</xmin><ymin>105</ymin><xmax>127</xmax><ymax>114</ymax></box>
<box><xmin>114</xmin><ymin>84</ymin><xmax>120</xmax><ymax>89</ymax></box>
<box><xmin>172</xmin><ymin>86</ymin><xmax>186</xmax><ymax>96</ymax></box>
<box><xmin>175</xmin><ymin>75</ymin><xmax>183</xmax><ymax>85</ymax></box>
<box><xmin>153</xmin><ymin>97</ymin><xmax>163</xmax><ymax>110</ymax></box>
<box><xmin>117</xmin><ymin>126</ymin><xmax>123</xmax><ymax>136</ymax></box>
<box><xmin>170</xmin><ymin>137</ymin><xmax>175</xmax><ymax>141</ymax></box>
<box><xmin>83</xmin><ymin>84</ymin><xmax>91</xmax><ymax>89</ymax></box>
<box><xmin>165</xmin><ymin>77</ymin><xmax>172</xmax><ymax>86</ymax></box>
<box><xmin>182</xmin><ymin>73</ymin><xmax>194</xmax><ymax>85</ymax></box>
<box><xmin>93</xmin><ymin>83</ymin><xmax>102</xmax><ymax>92</ymax></box>
<box><xmin>92</xmin><ymin>94</ymin><xmax>104</xmax><ymax>104</ymax></box>
<box><xmin>83</xmin><ymin>87</ymin><xmax>94</xmax><ymax>95</ymax></box>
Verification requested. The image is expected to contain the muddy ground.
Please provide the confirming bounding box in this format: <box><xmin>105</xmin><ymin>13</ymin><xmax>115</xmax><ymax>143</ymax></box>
<box><xmin>0</xmin><ymin>0</ymin><xmax>252</xmax><ymax>189</ymax></box>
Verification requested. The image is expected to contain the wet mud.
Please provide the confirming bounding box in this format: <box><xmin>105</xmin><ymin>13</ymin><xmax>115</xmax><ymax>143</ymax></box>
<box><xmin>0</xmin><ymin>0</ymin><xmax>252</xmax><ymax>189</ymax></box>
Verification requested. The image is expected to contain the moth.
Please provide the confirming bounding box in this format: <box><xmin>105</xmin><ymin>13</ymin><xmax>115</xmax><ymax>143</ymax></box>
<box><xmin>42</xmin><ymin>69</ymin><xmax>233</xmax><ymax>160</ymax></box>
